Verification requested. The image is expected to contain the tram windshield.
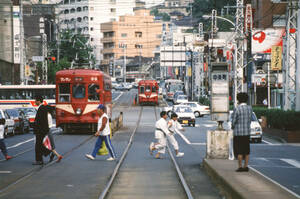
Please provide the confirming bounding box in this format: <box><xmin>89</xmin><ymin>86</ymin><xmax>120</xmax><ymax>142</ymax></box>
<box><xmin>72</xmin><ymin>84</ymin><xmax>85</xmax><ymax>99</ymax></box>
<box><xmin>152</xmin><ymin>86</ymin><xmax>156</xmax><ymax>93</ymax></box>
<box><xmin>146</xmin><ymin>86</ymin><xmax>151</xmax><ymax>92</ymax></box>
<box><xmin>88</xmin><ymin>84</ymin><xmax>100</xmax><ymax>101</ymax></box>
<box><xmin>58</xmin><ymin>83</ymin><xmax>70</xmax><ymax>102</ymax></box>
<box><xmin>139</xmin><ymin>86</ymin><xmax>145</xmax><ymax>94</ymax></box>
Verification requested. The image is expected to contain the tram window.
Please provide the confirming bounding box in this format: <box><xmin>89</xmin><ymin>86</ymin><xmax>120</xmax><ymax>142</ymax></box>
<box><xmin>59</xmin><ymin>83</ymin><xmax>70</xmax><ymax>102</ymax></box>
<box><xmin>146</xmin><ymin>86</ymin><xmax>151</xmax><ymax>92</ymax></box>
<box><xmin>104</xmin><ymin>80</ymin><xmax>111</xmax><ymax>91</ymax></box>
<box><xmin>88</xmin><ymin>84</ymin><xmax>99</xmax><ymax>101</ymax></box>
<box><xmin>72</xmin><ymin>84</ymin><xmax>85</xmax><ymax>99</ymax></box>
<box><xmin>152</xmin><ymin>86</ymin><xmax>156</xmax><ymax>93</ymax></box>
<box><xmin>140</xmin><ymin>86</ymin><xmax>144</xmax><ymax>94</ymax></box>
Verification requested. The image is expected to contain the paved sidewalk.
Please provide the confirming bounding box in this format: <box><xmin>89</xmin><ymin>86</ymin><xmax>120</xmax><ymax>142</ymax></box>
<box><xmin>203</xmin><ymin>159</ymin><xmax>299</xmax><ymax>199</ymax></box>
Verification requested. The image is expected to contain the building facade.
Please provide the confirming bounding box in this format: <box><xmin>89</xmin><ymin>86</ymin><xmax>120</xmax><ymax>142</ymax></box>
<box><xmin>100</xmin><ymin>9</ymin><xmax>163</xmax><ymax>68</ymax></box>
<box><xmin>57</xmin><ymin>0</ymin><xmax>137</xmax><ymax>66</ymax></box>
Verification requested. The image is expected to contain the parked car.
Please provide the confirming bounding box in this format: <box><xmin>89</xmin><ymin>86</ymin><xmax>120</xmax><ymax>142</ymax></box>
<box><xmin>174</xmin><ymin>95</ymin><xmax>188</xmax><ymax>104</ymax></box>
<box><xmin>0</xmin><ymin>109</ymin><xmax>15</xmax><ymax>137</ymax></box>
<box><xmin>6</xmin><ymin>109</ymin><xmax>30</xmax><ymax>134</ymax></box>
<box><xmin>171</xmin><ymin>105</ymin><xmax>195</xmax><ymax>127</ymax></box>
<box><xmin>181</xmin><ymin>102</ymin><xmax>210</xmax><ymax>117</ymax></box>
<box><xmin>172</xmin><ymin>91</ymin><xmax>184</xmax><ymax>104</ymax></box>
<box><xmin>226</xmin><ymin>111</ymin><xmax>263</xmax><ymax>143</ymax></box>
<box><xmin>16</xmin><ymin>107</ymin><xmax>37</xmax><ymax>128</ymax></box>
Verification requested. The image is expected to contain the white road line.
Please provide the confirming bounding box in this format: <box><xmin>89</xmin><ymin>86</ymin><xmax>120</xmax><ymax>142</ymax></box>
<box><xmin>7</xmin><ymin>138</ymin><xmax>35</xmax><ymax>149</ymax></box>
<box><xmin>250</xmin><ymin>166</ymin><xmax>300</xmax><ymax>198</ymax></box>
<box><xmin>281</xmin><ymin>159</ymin><xmax>300</xmax><ymax>169</ymax></box>
<box><xmin>262</xmin><ymin>139</ymin><xmax>274</xmax><ymax>145</ymax></box>
<box><xmin>0</xmin><ymin>171</ymin><xmax>12</xmax><ymax>174</ymax></box>
<box><xmin>176</xmin><ymin>131</ymin><xmax>206</xmax><ymax>145</ymax></box>
<box><xmin>113</xmin><ymin>92</ymin><xmax>123</xmax><ymax>102</ymax></box>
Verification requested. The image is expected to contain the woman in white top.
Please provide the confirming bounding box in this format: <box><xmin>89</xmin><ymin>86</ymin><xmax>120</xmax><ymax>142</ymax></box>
<box><xmin>168</xmin><ymin>113</ymin><xmax>184</xmax><ymax>157</ymax></box>
<box><xmin>0</xmin><ymin>118</ymin><xmax>12</xmax><ymax>160</ymax></box>
<box><xmin>86</xmin><ymin>104</ymin><xmax>116</xmax><ymax>161</ymax></box>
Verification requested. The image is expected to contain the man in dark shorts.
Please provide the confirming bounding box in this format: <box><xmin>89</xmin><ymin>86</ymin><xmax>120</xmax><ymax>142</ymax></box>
<box><xmin>231</xmin><ymin>92</ymin><xmax>253</xmax><ymax>172</ymax></box>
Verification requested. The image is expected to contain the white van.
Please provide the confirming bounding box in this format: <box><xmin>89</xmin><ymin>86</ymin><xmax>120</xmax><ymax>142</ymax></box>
<box><xmin>0</xmin><ymin>109</ymin><xmax>15</xmax><ymax>137</ymax></box>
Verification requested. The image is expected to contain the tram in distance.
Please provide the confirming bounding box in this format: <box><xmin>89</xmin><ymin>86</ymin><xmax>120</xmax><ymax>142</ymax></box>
<box><xmin>55</xmin><ymin>69</ymin><xmax>112</xmax><ymax>133</ymax></box>
<box><xmin>138</xmin><ymin>80</ymin><xmax>159</xmax><ymax>105</ymax></box>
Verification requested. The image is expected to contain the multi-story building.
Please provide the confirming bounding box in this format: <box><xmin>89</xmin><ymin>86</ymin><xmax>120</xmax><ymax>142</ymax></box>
<box><xmin>57</xmin><ymin>0</ymin><xmax>137</xmax><ymax>66</ymax></box>
<box><xmin>100</xmin><ymin>9</ymin><xmax>163</xmax><ymax>69</ymax></box>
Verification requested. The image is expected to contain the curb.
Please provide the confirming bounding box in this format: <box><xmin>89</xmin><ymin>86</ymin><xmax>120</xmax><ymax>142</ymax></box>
<box><xmin>203</xmin><ymin>159</ymin><xmax>244</xmax><ymax>199</ymax></box>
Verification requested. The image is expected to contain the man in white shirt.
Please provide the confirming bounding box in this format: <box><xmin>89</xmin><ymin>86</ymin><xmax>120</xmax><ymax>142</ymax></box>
<box><xmin>168</xmin><ymin>113</ymin><xmax>184</xmax><ymax>157</ymax></box>
<box><xmin>86</xmin><ymin>104</ymin><xmax>116</xmax><ymax>161</ymax></box>
<box><xmin>149</xmin><ymin>111</ymin><xmax>170</xmax><ymax>159</ymax></box>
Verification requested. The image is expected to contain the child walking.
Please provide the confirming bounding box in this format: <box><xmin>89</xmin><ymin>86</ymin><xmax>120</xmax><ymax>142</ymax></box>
<box><xmin>0</xmin><ymin>118</ymin><xmax>12</xmax><ymax>160</ymax></box>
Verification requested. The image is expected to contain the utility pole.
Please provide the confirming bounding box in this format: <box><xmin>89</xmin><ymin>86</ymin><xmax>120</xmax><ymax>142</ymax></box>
<box><xmin>245</xmin><ymin>4</ymin><xmax>253</xmax><ymax>104</ymax></box>
<box><xmin>20</xmin><ymin>0</ymin><xmax>25</xmax><ymax>84</ymax></box>
<box><xmin>284</xmin><ymin>0</ymin><xmax>298</xmax><ymax>110</ymax></box>
<box><xmin>119</xmin><ymin>43</ymin><xmax>127</xmax><ymax>83</ymax></box>
<box><xmin>233</xmin><ymin>0</ymin><xmax>245</xmax><ymax>107</ymax></box>
<box><xmin>296</xmin><ymin>1</ymin><xmax>300</xmax><ymax>111</ymax></box>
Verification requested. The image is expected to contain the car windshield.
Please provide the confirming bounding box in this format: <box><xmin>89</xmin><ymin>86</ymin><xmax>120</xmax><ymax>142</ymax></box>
<box><xmin>6</xmin><ymin>109</ymin><xmax>19</xmax><ymax>117</ymax></box>
<box><xmin>178</xmin><ymin>95</ymin><xmax>187</xmax><ymax>100</ymax></box>
<box><xmin>18</xmin><ymin>108</ymin><xmax>36</xmax><ymax>115</ymax></box>
<box><xmin>175</xmin><ymin>107</ymin><xmax>192</xmax><ymax>113</ymax></box>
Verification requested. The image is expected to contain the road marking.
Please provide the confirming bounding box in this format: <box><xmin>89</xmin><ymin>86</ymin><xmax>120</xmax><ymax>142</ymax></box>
<box><xmin>281</xmin><ymin>159</ymin><xmax>300</xmax><ymax>168</ymax></box>
<box><xmin>250</xmin><ymin>166</ymin><xmax>300</xmax><ymax>198</ymax></box>
<box><xmin>0</xmin><ymin>171</ymin><xmax>12</xmax><ymax>174</ymax></box>
<box><xmin>262</xmin><ymin>139</ymin><xmax>274</xmax><ymax>145</ymax></box>
<box><xmin>176</xmin><ymin>131</ymin><xmax>206</xmax><ymax>145</ymax></box>
<box><xmin>7</xmin><ymin>138</ymin><xmax>35</xmax><ymax>149</ymax></box>
<box><xmin>113</xmin><ymin>92</ymin><xmax>123</xmax><ymax>102</ymax></box>
<box><xmin>203</xmin><ymin>124</ymin><xmax>215</xmax><ymax>128</ymax></box>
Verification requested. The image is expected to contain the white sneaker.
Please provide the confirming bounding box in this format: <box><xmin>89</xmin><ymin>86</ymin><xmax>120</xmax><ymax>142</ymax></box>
<box><xmin>107</xmin><ymin>157</ymin><xmax>115</xmax><ymax>161</ymax></box>
<box><xmin>176</xmin><ymin>152</ymin><xmax>184</xmax><ymax>157</ymax></box>
<box><xmin>149</xmin><ymin>142</ymin><xmax>154</xmax><ymax>155</ymax></box>
<box><xmin>85</xmin><ymin>154</ymin><xmax>95</xmax><ymax>160</ymax></box>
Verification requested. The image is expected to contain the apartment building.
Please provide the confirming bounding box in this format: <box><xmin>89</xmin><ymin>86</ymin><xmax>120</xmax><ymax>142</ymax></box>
<box><xmin>57</xmin><ymin>0</ymin><xmax>137</xmax><ymax>66</ymax></box>
<box><xmin>100</xmin><ymin>9</ymin><xmax>163</xmax><ymax>66</ymax></box>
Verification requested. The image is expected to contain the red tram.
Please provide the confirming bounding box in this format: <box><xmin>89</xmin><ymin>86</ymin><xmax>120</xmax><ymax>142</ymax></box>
<box><xmin>138</xmin><ymin>80</ymin><xmax>159</xmax><ymax>105</ymax></box>
<box><xmin>55</xmin><ymin>69</ymin><xmax>112</xmax><ymax>132</ymax></box>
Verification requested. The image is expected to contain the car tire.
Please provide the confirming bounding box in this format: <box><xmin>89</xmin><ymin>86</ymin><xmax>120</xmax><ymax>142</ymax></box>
<box><xmin>194</xmin><ymin>111</ymin><xmax>200</xmax><ymax>117</ymax></box>
<box><xmin>193</xmin><ymin>123</ymin><xmax>195</xmax><ymax>127</ymax></box>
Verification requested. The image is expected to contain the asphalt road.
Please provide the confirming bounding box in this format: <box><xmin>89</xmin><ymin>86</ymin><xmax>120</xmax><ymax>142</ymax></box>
<box><xmin>1</xmin><ymin>90</ymin><xmax>299</xmax><ymax>198</ymax></box>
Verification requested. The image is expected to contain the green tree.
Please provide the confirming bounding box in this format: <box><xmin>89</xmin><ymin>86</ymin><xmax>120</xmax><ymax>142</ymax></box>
<box><xmin>47</xmin><ymin>30</ymin><xmax>95</xmax><ymax>84</ymax></box>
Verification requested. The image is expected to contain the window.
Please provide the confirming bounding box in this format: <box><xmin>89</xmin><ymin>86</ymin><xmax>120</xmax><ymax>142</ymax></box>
<box><xmin>64</xmin><ymin>9</ymin><xmax>69</xmax><ymax>14</ymax></box>
<box><xmin>77</xmin><ymin>28</ymin><xmax>82</xmax><ymax>33</ymax></box>
<box><xmin>72</xmin><ymin>84</ymin><xmax>85</xmax><ymax>99</ymax></box>
<box><xmin>83</xmin><ymin>6</ymin><xmax>88</xmax><ymax>11</ymax></box>
<box><xmin>121</xmin><ymin>33</ymin><xmax>127</xmax><ymax>37</ymax></box>
<box><xmin>64</xmin><ymin>0</ymin><xmax>68</xmax><ymax>4</ymax></box>
<box><xmin>156</xmin><ymin>34</ymin><xmax>162</xmax><ymax>38</ymax></box>
<box><xmin>83</xmin><ymin>16</ymin><xmax>88</xmax><ymax>21</ymax></box>
<box><xmin>77</xmin><ymin>7</ymin><xmax>82</xmax><ymax>12</ymax></box>
<box><xmin>140</xmin><ymin>86</ymin><xmax>144</xmax><ymax>94</ymax></box>
<box><xmin>104</xmin><ymin>79</ymin><xmax>111</xmax><ymax>91</ymax></box>
<box><xmin>77</xmin><ymin>0</ymin><xmax>81</xmax><ymax>2</ymax></box>
<box><xmin>135</xmin><ymin>44</ymin><xmax>142</xmax><ymax>48</ymax></box>
<box><xmin>152</xmin><ymin>86</ymin><xmax>156</xmax><ymax>93</ymax></box>
<box><xmin>90</xmin><ymin>27</ymin><xmax>94</xmax><ymax>31</ymax></box>
<box><xmin>90</xmin><ymin>7</ymin><xmax>94</xmax><ymax>11</ymax></box>
<box><xmin>77</xmin><ymin>17</ymin><xmax>82</xmax><ymax>22</ymax></box>
<box><xmin>70</xmin><ymin>8</ymin><xmax>75</xmax><ymax>13</ymax></box>
<box><xmin>135</xmin><ymin>31</ymin><xmax>142</xmax><ymax>37</ymax></box>
<box><xmin>91</xmin><ymin>38</ymin><xmax>94</xmax><ymax>41</ymax></box>
<box><xmin>59</xmin><ymin>83</ymin><xmax>70</xmax><ymax>102</ymax></box>
<box><xmin>70</xmin><ymin>0</ymin><xmax>75</xmax><ymax>3</ymax></box>
<box><xmin>90</xmin><ymin>17</ymin><xmax>93</xmax><ymax>21</ymax></box>
<box><xmin>70</xmin><ymin>18</ymin><xmax>75</xmax><ymax>22</ymax></box>
<box><xmin>64</xmin><ymin>19</ymin><xmax>69</xmax><ymax>24</ymax></box>
<box><xmin>146</xmin><ymin>86</ymin><xmax>151</xmax><ymax>92</ymax></box>
<box><xmin>110</xmin><ymin>8</ymin><xmax>116</xmax><ymax>13</ymax></box>
<box><xmin>88</xmin><ymin>84</ymin><xmax>99</xmax><ymax>101</ymax></box>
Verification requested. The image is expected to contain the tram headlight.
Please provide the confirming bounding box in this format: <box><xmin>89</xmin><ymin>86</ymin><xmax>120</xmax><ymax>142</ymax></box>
<box><xmin>76</xmin><ymin>108</ymin><xmax>82</xmax><ymax>115</ymax></box>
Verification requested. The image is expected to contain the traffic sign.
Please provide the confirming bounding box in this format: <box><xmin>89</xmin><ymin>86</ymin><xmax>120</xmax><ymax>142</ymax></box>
<box><xmin>32</xmin><ymin>56</ymin><xmax>44</xmax><ymax>62</ymax></box>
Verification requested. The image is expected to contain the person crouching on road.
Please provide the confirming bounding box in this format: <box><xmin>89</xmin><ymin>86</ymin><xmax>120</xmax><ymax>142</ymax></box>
<box><xmin>231</xmin><ymin>92</ymin><xmax>253</xmax><ymax>172</ymax></box>
<box><xmin>86</xmin><ymin>104</ymin><xmax>116</xmax><ymax>161</ymax></box>
<box><xmin>149</xmin><ymin>111</ymin><xmax>170</xmax><ymax>159</ymax></box>
<box><xmin>168</xmin><ymin>113</ymin><xmax>184</xmax><ymax>157</ymax></box>
<box><xmin>0</xmin><ymin>118</ymin><xmax>12</xmax><ymax>160</ymax></box>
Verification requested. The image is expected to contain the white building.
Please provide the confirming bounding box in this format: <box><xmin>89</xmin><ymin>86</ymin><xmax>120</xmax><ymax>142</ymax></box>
<box><xmin>57</xmin><ymin>0</ymin><xmax>137</xmax><ymax>66</ymax></box>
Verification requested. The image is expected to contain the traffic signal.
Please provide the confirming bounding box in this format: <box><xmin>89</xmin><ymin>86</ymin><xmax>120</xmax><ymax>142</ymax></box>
<box><xmin>45</xmin><ymin>57</ymin><xmax>56</xmax><ymax>63</ymax></box>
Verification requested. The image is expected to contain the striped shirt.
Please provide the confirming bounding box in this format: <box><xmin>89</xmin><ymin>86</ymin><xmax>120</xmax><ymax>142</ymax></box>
<box><xmin>231</xmin><ymin>103</ymin><xmax>253</xmax><ymax>136</ymax></box>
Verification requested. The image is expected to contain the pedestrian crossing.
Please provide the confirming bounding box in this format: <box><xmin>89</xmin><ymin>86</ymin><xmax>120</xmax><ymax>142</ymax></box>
<box><xmin>251</xmin><ymin>157</ymin><xmax>300</xmax><ymax>169</ymax></box>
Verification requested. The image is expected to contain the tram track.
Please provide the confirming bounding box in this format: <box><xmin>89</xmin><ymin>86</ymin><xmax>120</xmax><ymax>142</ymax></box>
<box><xmin>98</xmin><ymin>105</ymin><xmax>194</xmax><ymax>199</ymax></box>
<box><xmin>0</xmin><ymin>98</ymin><xmax>134</xmax><ymax>196</ymax></box>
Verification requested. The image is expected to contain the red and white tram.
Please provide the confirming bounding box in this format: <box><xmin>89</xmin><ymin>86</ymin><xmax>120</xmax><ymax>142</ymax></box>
<box><xmin>138</xmin><ymin>80</ymin><xmax>159</xmax><ymax>105</ymax></box>
<box><xmin>55</xmin><ymin>69</ymin><xmax>112</xmax><ymax>132</ymax></box>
